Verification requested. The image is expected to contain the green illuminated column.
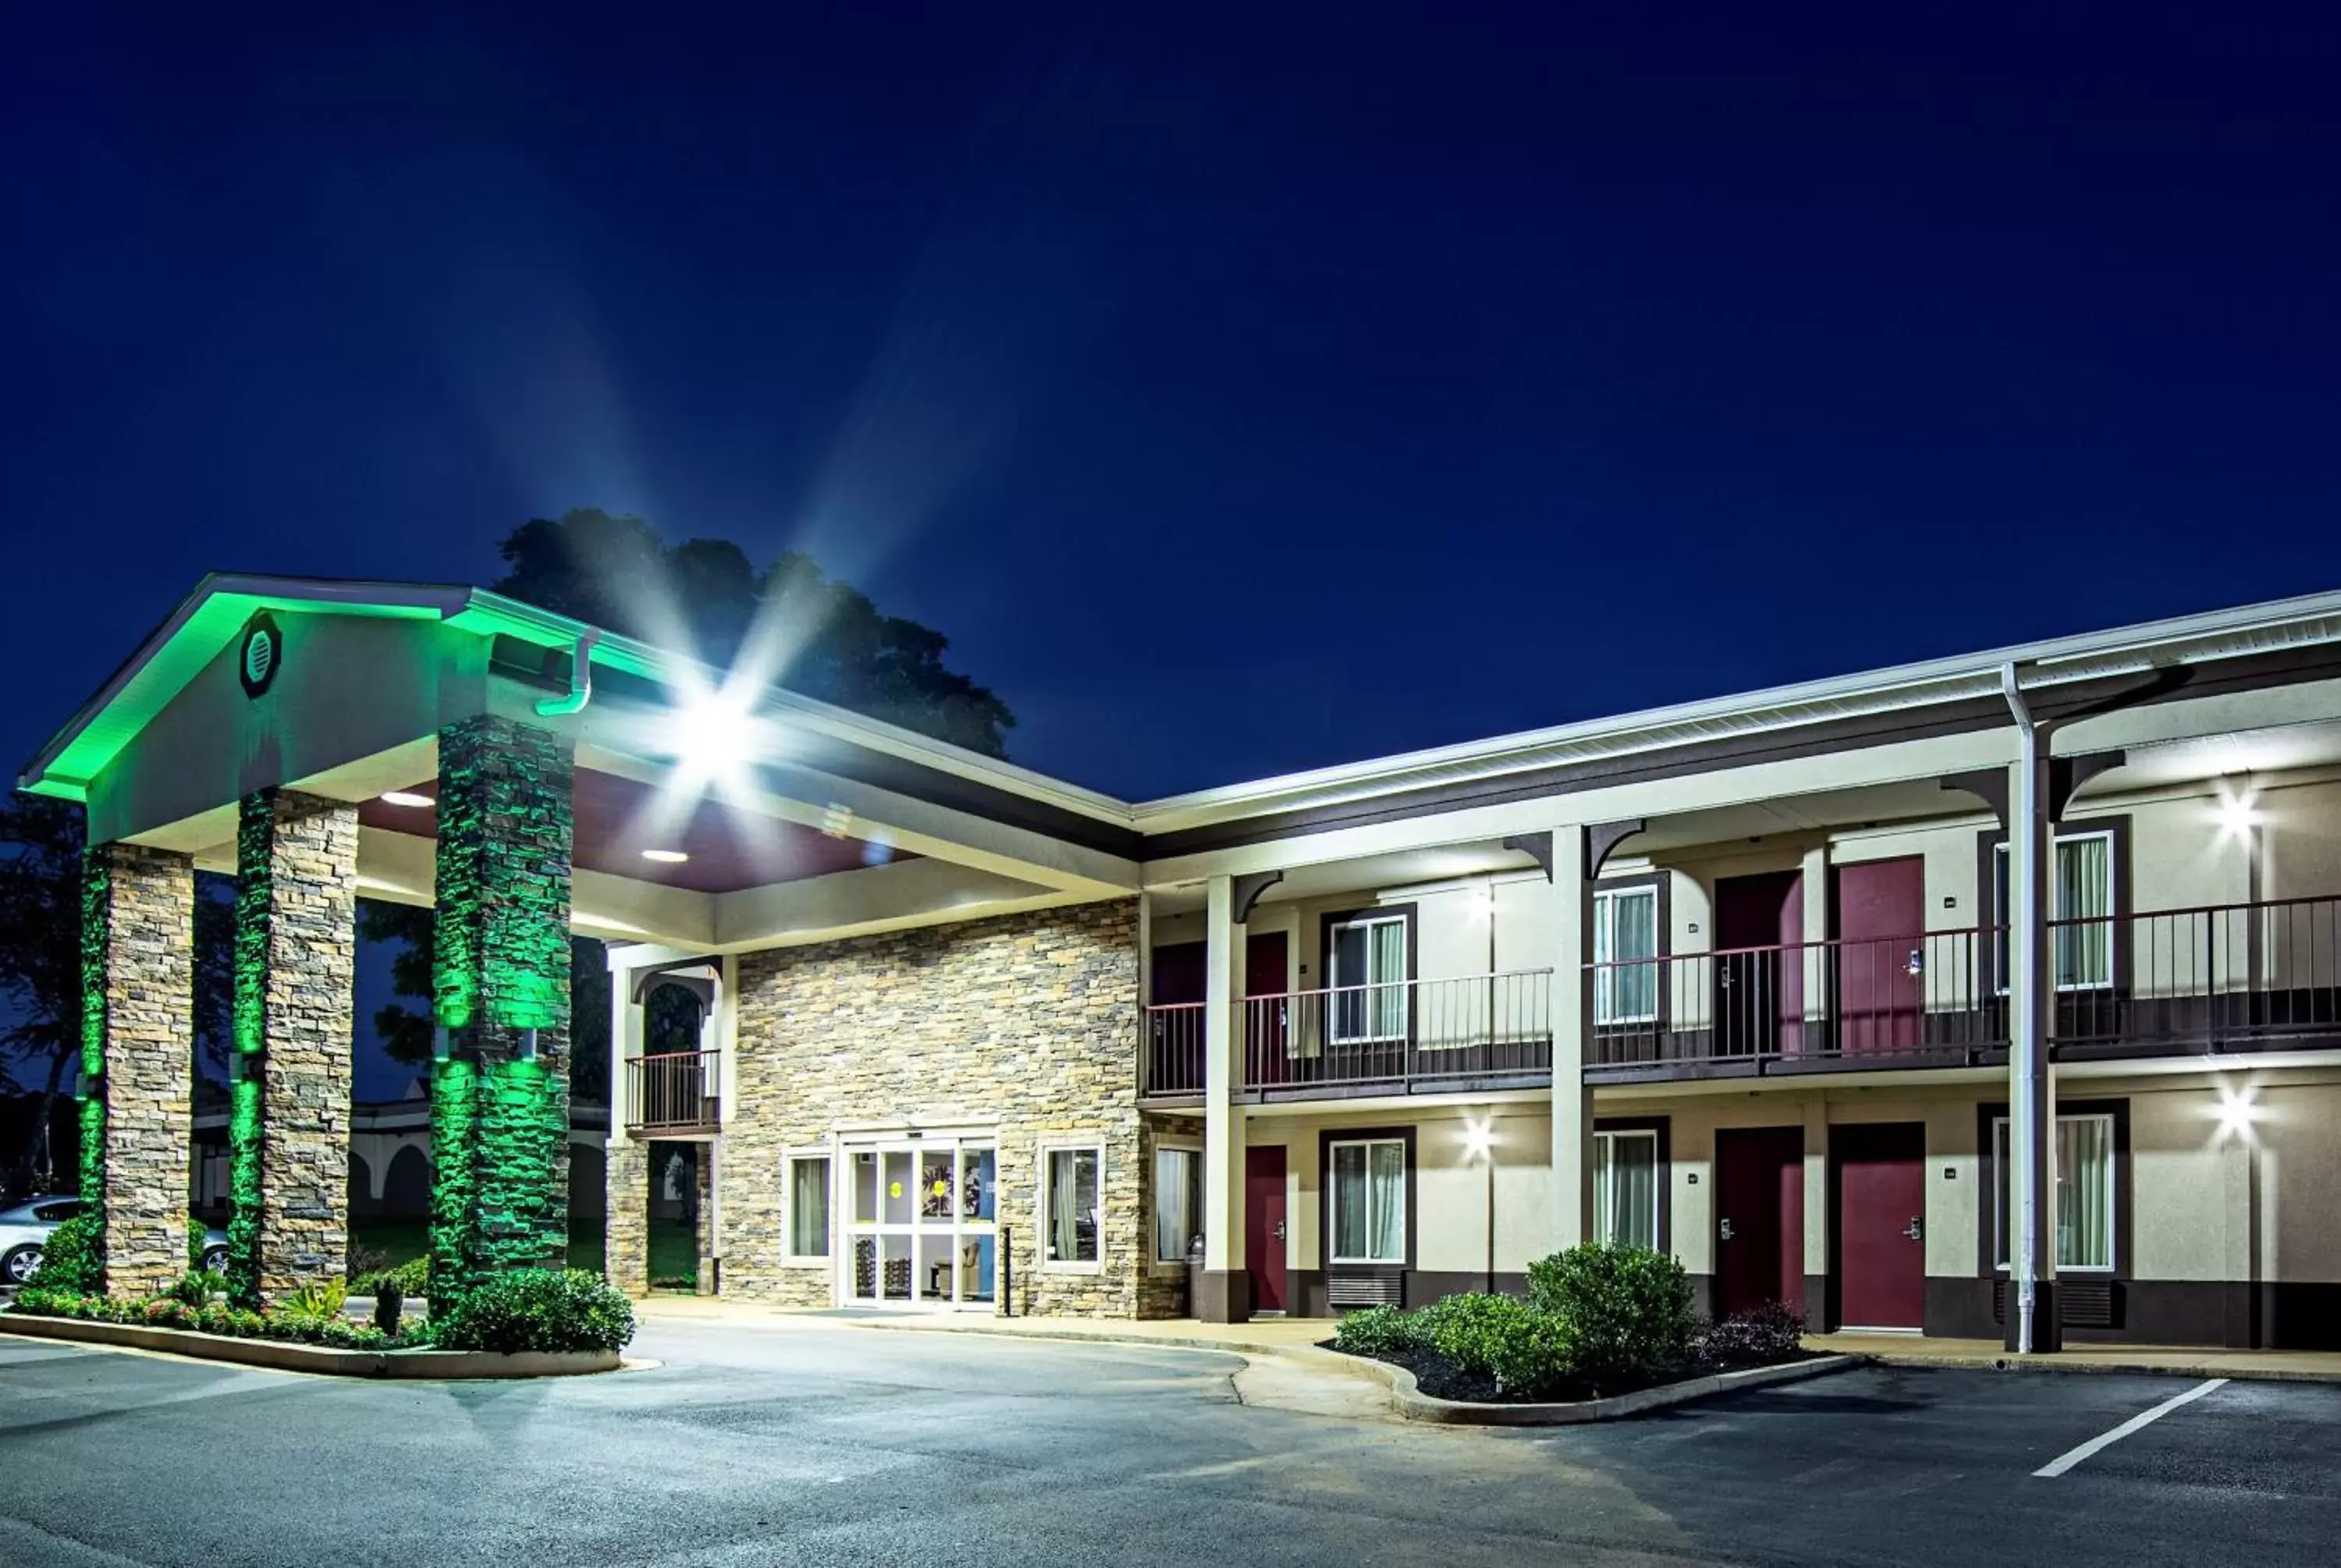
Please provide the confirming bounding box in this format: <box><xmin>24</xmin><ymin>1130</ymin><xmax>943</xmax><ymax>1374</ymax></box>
<box><xmin>82</xmin><ymin>842</ymin><xmax>196</xmax><ymax>1298</ymax></box>
<box><xmin>226</xmin><ymin>790</ymin><xmax>360</xmax><ymax>1310</ymax></box>
<box><xmin>430</xmin><ymin>716</ymin><xmax>575</xmax><ymax>1304</ymax></box>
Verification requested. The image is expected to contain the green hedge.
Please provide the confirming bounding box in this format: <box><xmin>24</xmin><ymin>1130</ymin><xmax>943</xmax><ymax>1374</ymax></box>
<box><xmin>10</xmin><ymin>1286</ymin><xmax>428</xmax><ymax>1351</ymax></box>
<box><xmin>349</xmin><ymin>1255</ymin><xmax>431</xmax><ymax>1300</ymax></box>
<box><xmin>428</xmin><ymin>1268</ymin><xmax>635</xmax><ymax>1355</ymax></box>
<box><xmin>1526</xmin><ymin>1243</ymin><xmax>1696</xmax><ymax>1382</ymax></box>
<box><xmin>24</xmin><ymin>1215</ymin><xmax>101</xmax><ymax>1293</ymax></box>
<box><xmin>1330</xmin><ymin>1244</ymin><xmax>1711</xmax><ymax>1400</ymax></box>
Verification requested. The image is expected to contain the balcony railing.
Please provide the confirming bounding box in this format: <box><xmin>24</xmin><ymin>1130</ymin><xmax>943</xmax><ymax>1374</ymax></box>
<box><xmin>1588</xmin><ymin>928</ymin><xmax>1999</xmax><ymax>1073</ymax></box>
<box><xmin>1144</xmin><ymin>1002</ymin><xmax>1207</xmax><ymax>1097</ymax></box>
<box><xmin>2052</xmin><ymin>895</ymin><xmax>2341</xmax><ymax>1054</ymax></box>
<box><xmin>624</xmin><ymin>1050</ymin><xmax>722</xmax><ymax>1133</ymax></box>
<box><xmin>1586</xmin><ymin>895</ymin><xmax>2341</xmax><ymax>1077</ymax></box>
<box><xmin>1141</xmin><ymin>970</ymin><xmax>1554</xmax><ymax>1099</ymax></box>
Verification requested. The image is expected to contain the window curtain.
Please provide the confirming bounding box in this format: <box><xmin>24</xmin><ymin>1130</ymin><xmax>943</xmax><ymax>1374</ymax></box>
<box><xmin>1369</xmin><ymin>921</ymin><xmax>1407</xmax><ymax>1039</ymax></box>
<box><xmin>1154</xmin><ymin>1148</ymin><xmax>1195</xmax><ymax>1262</ymax></box>
<box><xmin>791</xmin><ymin>1158</ymin><xmax>829</xmax><ymax>1256</ymax></box>
<box><xmin>1596</xmin><ymin>892</ymin><xmax>1658</xmax><ymax>1023</ymax></box>
<box><xmin>1367</xmin><ymin>1141</ymin><xmax>1405</xmax><ymax>1261</ymax></box>
<box><xmin>1331</xmin><ymin>1143</ymin><xmax>1366</xmax><ymax>1258</ymax></box>
<box><xmin>1596</xmin><ymin>1134</ymin><xmax>1657</xmax><ymax>1249</ymax></box>
<box><xmin>2055</xmin><ymin>836</ymin><xmax>2112</xmax><ymax>988</ymax></box>
<box><xmin>1050</xmin><ymin>1149</ymin><xmax>1099</xmax><ymax>1262</ymax></box>
<box><xmin>2057</xmin><ymin>1116</ymin><xmax>2113</xmax><ymax>1269</ymax></box>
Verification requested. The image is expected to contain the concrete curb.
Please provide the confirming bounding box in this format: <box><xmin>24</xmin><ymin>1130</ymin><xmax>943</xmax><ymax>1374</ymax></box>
<box><xmin>1344</xmin><ymin>1351</ymin><xmax>1864</xmax><ymax>1426</ymax></box>
<box><xmin>840</xmin><ymin>1317</ymin><xmax>1311</xmax><ymax>1360</ymax></box>
<box><xmin>0</xmin><ymin>1314</ymin><xmax>620</xmax><ymax>1379</ymax></box>
<box><xmin>1863</xmin><ymin>1351</ymin><xmax>2341</xmax><ymax>1385</ymax></box>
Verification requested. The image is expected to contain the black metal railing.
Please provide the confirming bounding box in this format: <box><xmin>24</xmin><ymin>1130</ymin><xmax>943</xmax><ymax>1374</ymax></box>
<box><xmin>1588</xmin><ymin>928</ymin><xmax>2002</xmax><ymax>1070</ymax></box>
<box><xmin>1241</xmin><ymin>970</ymin><xmax>1553</xmax><ymax>1094</ymax></box>
<box><xmin>2052</xmin><ymin>896</ymin><xmax>2341</xmax><ymax>1052</ymax></box>
<box><xmin>1142</xmin><ymin>1002</ymin><xmax>1207</xmax><ymax>1097</ymax></box>
<box><xmin>625</xmin><ymin>1050</ymin><xmax>722</xmax><ymax>1133</ymax></box>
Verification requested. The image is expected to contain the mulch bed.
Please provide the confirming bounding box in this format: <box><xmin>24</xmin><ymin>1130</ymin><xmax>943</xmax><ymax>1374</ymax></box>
<box><xmin>1354</xmin><ymin>1345</ymin><xmax>1824</xmax><ymax>1405</ymax></box>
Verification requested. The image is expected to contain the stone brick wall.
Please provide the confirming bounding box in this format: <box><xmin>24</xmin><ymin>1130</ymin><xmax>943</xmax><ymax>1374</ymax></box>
<box><xmin>605</xmin><ymin>1138</ymin><xmax>648</xmax><ymax>1293</ymax></box>
<box><xmin>712</xmin><ymin>900</ymin><xmax>1141</xmax><ymax>1315</ymax></box>
<box><xmin>251</xmin><ymin>792</ymin><xmax>358</xmax><ymax>1302</ymax></box>
<box><xmin>432</xmin><ymin>716</ymin><xmax>575</xmax><ymax>1297</ymax></box>
<box><xmin>94</xmin><ymin>843</ymin><xmax>195</xmax><ymax>1298</ymax></box>
<box><xmin>1137</xmin><ymin>1112</ymin><xmax>1206</xmax><ymax>1319</ymax></box>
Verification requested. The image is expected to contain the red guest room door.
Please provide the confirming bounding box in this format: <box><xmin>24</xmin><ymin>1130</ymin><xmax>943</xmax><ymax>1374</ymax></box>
<box><xmin>1245</xmin><ymin>1145</ymin><xmax>1288</xmax><ymax>1314</ymax></box>
<box><xmin>1835</xmin><ymin>1122</ymin><xmax>1927</xmax><ymax>1331</ymax></box>
<box><xmin>1714</xmin><ymin>1126</ymin><xmax>1805</xmax><ymax>1318</ymax></box>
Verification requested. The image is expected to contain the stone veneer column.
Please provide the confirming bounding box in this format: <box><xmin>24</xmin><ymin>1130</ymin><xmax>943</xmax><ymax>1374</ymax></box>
<box><xmin>605</xmin><ymin>1138</ymin><xmax>649</xmax><ymax>1293</ymax></box>
<box><xmin>431</xmin><ymin>715</ymin><xmax>574</xmax><ymax>1303</ymax></box>
<box><xmin>84</xmin><ymin>843</ymin><xmax>197</xmax><ymax>1297</ymax></box>
<box><xmin>226</xmin><ymin>789</ymin><xmax>360</xmax><ymax>1307</ymax></box>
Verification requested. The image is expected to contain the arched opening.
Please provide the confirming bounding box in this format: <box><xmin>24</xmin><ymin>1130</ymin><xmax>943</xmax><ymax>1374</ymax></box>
<box><xmin>382</xmin><ymin>1144</ymin><xmax>432</xmax><ymax>1219</ymax></box>
<box><xmin>347</xmin><ymin>1152</ymin><xmax>376</xmax><ymax>1217</ymax></box>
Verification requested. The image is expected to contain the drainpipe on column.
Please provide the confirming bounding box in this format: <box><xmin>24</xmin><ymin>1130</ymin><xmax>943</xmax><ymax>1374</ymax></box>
<box><xmin>2001</xmin><ymin>662</ymin><xmax>2044</xmax><ymax>1356</ymax></box>
<box><xmin>534</xmin><ymin>630</ymin><xmax>601</xmax><ymax>717</ymax></box>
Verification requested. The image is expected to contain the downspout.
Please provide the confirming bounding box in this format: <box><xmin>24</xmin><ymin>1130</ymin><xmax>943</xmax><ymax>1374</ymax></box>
<box><xmin>535</xmin><ymin>630</ymin><xmax>601</xmax><ymax>717</ymax></box>
<box><xmin>2000</xmin><ymin>662</ymin><xmax>2042</xmax><ymax>1355</ymax></box>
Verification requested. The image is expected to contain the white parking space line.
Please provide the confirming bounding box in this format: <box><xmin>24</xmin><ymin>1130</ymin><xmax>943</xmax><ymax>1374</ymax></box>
<box><xmin>2032</xmin><ymin>1378</ymin><xmax>2229</xmax><ymax>1478</ymax></box>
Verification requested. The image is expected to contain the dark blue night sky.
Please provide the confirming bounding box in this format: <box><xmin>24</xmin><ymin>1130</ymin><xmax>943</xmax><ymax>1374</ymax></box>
<box><xmin>6</xmin><ymin>5</ymin><xmax>2339</xmax><ymax>802</ymax></box>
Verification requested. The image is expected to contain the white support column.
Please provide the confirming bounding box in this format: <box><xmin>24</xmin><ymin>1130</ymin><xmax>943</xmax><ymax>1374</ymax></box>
<box><xmin>1551</xmin><ymin>829</ymin><xmax>1596</xmax><ymax>1249</ymax></box>
<box><xmin>1199</xmin><ymin>875</ymin><xmax>1250</xmax><ymax>1320</ymax></box>
<box><xmin>2008</xmin><ymin>733</ymin><xmax>2061</xmax><ymax>1351</ymax></box>
<box><xmin>1799</xmin><ymin>844</ymin><xmax>1831</xmax><ymax>1055</ymax></box>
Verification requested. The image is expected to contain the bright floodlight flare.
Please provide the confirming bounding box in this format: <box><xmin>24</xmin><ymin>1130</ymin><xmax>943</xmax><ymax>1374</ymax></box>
<box><xmin>1462</xmin><ymin>1116</ymin><xmax>1496</xmax><ymax>1162</ymax></box>
<box><xmin>379</xmin><ymin>789</ymin><xmax>435</xmax><ymax>807</ymax></box>
<box><xmin>2215</xmin><ymin>1082</ymin><xmax>2261</xmax><ymax>1141</ymax></box>
<box><xmin>669</xmin><ymin>689</ymin><xmax>758</xmax><ymax>789</ymax></box>
<box><xmin>2215</xmin><ymin>784</ymin><xmax>2264</xmax><ymax>841</ymax></box>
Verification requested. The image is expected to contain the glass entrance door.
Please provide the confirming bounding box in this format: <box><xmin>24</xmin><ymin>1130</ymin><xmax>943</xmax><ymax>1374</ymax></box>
<box><xmin>842</xmin><ymin>1135</ymin><xmax>996</xmax><ymax>1309</ymax></box>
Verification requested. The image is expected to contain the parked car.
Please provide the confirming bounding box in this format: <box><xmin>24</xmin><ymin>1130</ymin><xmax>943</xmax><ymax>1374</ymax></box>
<box><xmin>0</xmin><ymin>1196</ymin><xmax>229</xmax><ymax>1286</ymax></box>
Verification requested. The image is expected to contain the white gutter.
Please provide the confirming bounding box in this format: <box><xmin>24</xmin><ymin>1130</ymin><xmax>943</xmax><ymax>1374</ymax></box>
<box><xmin>2001</xmin><ymin>663</ymin><xmax>2045</xmax><ymax>1355</ymax></box>
<box><xmin>534</xmin><ymin>629</ymin><xmax>602</xmax><ymax>716</ymax></box>
<box><xmin>1132</xmin><ymin>589</ymin><xmax>2341</xmax><ymax>832</ymax></box>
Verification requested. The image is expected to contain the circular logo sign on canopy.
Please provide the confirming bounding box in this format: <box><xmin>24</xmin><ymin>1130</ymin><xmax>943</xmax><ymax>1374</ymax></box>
<box><xmin>239</xmin><ymin>612</ymin><xmax>283</xmax><ymax>698</ymax></box>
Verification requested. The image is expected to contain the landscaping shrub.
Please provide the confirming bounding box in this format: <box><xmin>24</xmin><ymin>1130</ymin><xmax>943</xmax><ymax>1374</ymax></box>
<box><xmin>1399</xmin><ymin>1293</ymin><xmax>1579</xmax><ymax>1399</ymax></box>
<box><xmin>1527</xmin><ymin>1244</ymin><xmax>1696</xmax><ymax>1384</ymax></box>
<box><xmin>1696</xmin><ymin>1302</ymin><xmax>1810</xmax><ymax>1368</ymax></box>
<box><xmin>430</xmin><ymin>1268</ymin><xmax>635</xmax><ymax>1355</ymax></box>
<box><xmin>374</xmin><ymin>1278</ymin><xmax>404</xmax><ymax>1336</ymax></box>
<box><xmin>1329</xmin><ymin>1304</ymin><xmax>1427</xmax><ymax>1358</ymax></box>
<box><xmin>24</xmin><ymin>1214</ymin><xmax>101</xmax><ymax>1293</ymax></box>
<box><xmin>143</xmin><ymin>1299</ymin><xmax>194</xmax><ymax>1329</ymax></box>
<box><xmin>349</xmin><ymin>1255</ymin><xmax>429</xmax><ymax>1301</ymax></box>
<box><xmin>165</xmin><ymin>1270</ymin><xmax>212</xmax><ymax>1308</ymax></box>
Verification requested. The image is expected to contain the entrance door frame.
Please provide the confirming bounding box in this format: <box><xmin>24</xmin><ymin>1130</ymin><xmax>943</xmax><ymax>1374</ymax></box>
<box><xmin>835</xmin><ymin>1128</ymin><xmax>999</xmax><ymax>1311</ymax></box>
<box><xmin>1713</xmin><ymin>1124</ymin><xmax>1805</xmax><ymax>1320</ymax></box>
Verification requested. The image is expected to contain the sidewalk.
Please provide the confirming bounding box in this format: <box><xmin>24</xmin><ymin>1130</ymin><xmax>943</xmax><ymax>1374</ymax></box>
<box><xmin>1810</xmin><ymin>1332</ymin><xmax>2341</xmax><ymax>1383</ymax></box>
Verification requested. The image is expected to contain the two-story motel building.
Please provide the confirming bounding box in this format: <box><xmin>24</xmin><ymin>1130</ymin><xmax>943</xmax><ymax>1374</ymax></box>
<box><xmin>24</xmin><ymin>575</ymin><xmax>2341</xmax><ymax>1348</ymax></box>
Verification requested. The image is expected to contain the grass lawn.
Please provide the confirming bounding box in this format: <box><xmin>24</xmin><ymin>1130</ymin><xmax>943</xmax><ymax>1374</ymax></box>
<box><xmin>646</xmin><ymin>1222</ymin><xmax>696</xmax><ymax>1289</ymax></box>
<box><xmin>351</xmin><ymin>1215</ymin><xmax>607</xmax><ymax>1277</ymax></box>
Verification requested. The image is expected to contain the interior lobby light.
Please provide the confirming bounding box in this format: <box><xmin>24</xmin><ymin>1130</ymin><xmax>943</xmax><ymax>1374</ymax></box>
<box><xmin>379</xmin><ymin>790</ymin><xmax>435</xmax><ymax>808</ymax></box>
<box><xmin>641</xmin><ymin>849</ymin><xmax>690</xmax><ymax>864</ymax></box>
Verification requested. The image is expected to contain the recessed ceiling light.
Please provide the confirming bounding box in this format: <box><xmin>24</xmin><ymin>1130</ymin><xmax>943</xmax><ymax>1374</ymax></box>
<box><xmin>641</xmin><ymin>849</ymin><xmax>690</xmax><ymax>864</ymax></box>
<box><xmin>379</xmin><ymin>790</ymin><xmax>435</xmax><ymax>808</ymax></box>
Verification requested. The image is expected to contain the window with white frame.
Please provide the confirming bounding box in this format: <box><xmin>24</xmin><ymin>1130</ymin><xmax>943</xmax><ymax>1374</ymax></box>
<box><xmin>1994</xmin><ymin>830</ymin><xmax>2115</xmax><ymax>991</ymax></box>
<box><xmin>1593</xmin><ymin>885</ymin><xmax>1660</xmax><ymax>1024</ymax></box>
<box><xmin>786</xmin><ymin>1155</ymin><xmax>830</xmax><ymax>1259</ymax></box>
<box><xmin>1329</xmin><ymin>1137</ymin><xmax>1406</xmax><ymax>1263</ymax></box>
<box><xmin>1153</xmin><ymin>1144</ymin><xmax>1200</xmax><ymax>1265</ymax></box>
<box><xmin>1992</xmin><ymin>1112</ymin><xmax>2115</xmax><ymax>1272</ymax></box>
<box><xmin>1043</xmin><ymin>1144</ymin><xmax>1103</xmax><ymax>1267</ymax></box>
<box><xmin>1328</xmin><ymin>913</ymin><xmax>1409</xmax><ymax>1043</ymax></box>
<box><xmin>1593</xmin><ymin>1129</ymin><xmax>1661</xmax><ymax>1250</ymax></box>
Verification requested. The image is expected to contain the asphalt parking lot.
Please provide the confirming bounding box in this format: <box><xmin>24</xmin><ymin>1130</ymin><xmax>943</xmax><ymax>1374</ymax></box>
<box><xmin>1</xmin><ymin>1318</ymin><xmax>2336</xmax><ymax>1566</ymax></box>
